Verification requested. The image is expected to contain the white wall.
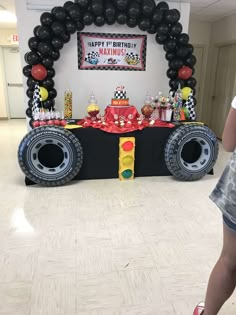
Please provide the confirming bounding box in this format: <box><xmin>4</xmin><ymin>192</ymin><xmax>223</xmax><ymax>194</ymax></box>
<box><xmin>212</xmin><ymin>13</ymin><xmax>236</xmax><ymax>44</ymax></box>
<box><xmin>188</xmin><ymin>19</ymin><xmax>211</xmax><ymax>46</ymax></box>
<box><xmin>15</xmin><ymin>1</ymin><xmax>190</xmax><ymax>119</ymax></box>
<box><xmin>0</xmin><ymin>28</ymin><xmax>18</xmax><ymax>118</ymax></box>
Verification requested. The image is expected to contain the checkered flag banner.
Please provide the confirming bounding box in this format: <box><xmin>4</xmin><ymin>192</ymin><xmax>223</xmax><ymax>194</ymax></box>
<box><xmin>114</xmin><ymin>90</ymin><xmax>127</xmax><ymax>99</ymax></box>
<box><xmin>125</xmin><ymin>52</ymin><xmax>140</xmax><ymax>65</ymax></box>
<box><xmin>185</xmin><ymin>92</ymin><xmax>196</xmax><ymax>120</ymax></box>
<box><xmin>32</xmin><ymin>83</ymin><xmax>42</xmax><ymax>114</ymax></box>
<box><xmin>85</xmin><ymin>51</ymin><xmax>100</xmax><ymax>62</ymax></box>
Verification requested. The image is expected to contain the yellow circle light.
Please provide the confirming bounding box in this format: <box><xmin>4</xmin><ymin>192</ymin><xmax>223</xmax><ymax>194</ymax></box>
<box><xmin>122</xmin><ymin>155</ymin><xmax>134</xmax><ymax>166</ymax></box>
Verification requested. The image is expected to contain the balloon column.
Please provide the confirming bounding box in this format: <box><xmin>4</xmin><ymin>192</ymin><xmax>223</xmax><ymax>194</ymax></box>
<box><xmin>23</xmin><ymin>0</ymin><xmax>197</xmax><ymax>127</ymax></box>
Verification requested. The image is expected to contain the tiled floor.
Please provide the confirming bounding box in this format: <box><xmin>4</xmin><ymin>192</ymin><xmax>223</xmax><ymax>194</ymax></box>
<box><xmin>0</xmin><ymin>119</ymin><xmax>235</xmax><ymax>315</ymax></box>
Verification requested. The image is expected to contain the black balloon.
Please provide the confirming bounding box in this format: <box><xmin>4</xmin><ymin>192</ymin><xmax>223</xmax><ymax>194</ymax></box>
<box><xmin>68</xmin><ymin>4</ymin><xmax>81</xmax><ymax>21</ymax></box>
<box><xmin>156</xmin><ymin>1</ymin><xmax>169</xmax><ymax>11</ymax></box>
<box><xmin>42</xmin><ymin>78</ymin><xmax>55</xmax><ymax>90</ymax></box>
<box><xmin>186</xmin><ymin>77</ymin><xmax>197</xmax><ymax>89</ymax></box>
<box><xmin>186</xmin><ymin>55</ymin><xmax>197</xmax><ymax>67</ymax></box>
<box><xmin>52</xmin><ymin>7</ymin><xmax>67</xmax><ymax>21</ymax></box>
<box><xmin>147</xmin><ymin>24</ymin><xmax>157</xmax><ymax>34</ymax></box>
<box><xmin>28</xmin><ymin>37</ymin><xmax>39</xmax><ymax>51</ymax></box>
<box><xmin>42</xmin><ymin>99</ymin><xmax>55</xmax><ymax>110</ymax></box>
<box><xmin>64</xmin><ymin>1</ymin><xmax>74</xmax><ymax>10</ymax></box>
<box><xmin>165</xmin><ymin>9</ymin><xmax>180</xmax><ymax>24</ymax></box>
<box><xmin>27</xmin><ymin>77</ymin><xmax>38</xmax><ymax>89</ymax></box>
<box><xmin>116</xmin><ymin>12</ymin><xmax>127</xmax><ymax>24</ymax></box>
<box><xmin>176</xmin><ymin>46</ymin><xmax>190</xmax><ymax>59</ymax></box>
<box><xmin>169</xmin><ymin>22</ymin><xmax>183</xmax><ymax>36</ymax></box>
<box><xmin>26</xmin><ymin>107</ymin><xmax>33</xmax><ymax>118</ymax></box>
<box><xmin>115</xmin><ymin>0</ymin><xmax>129</xmax><ymax>11</ymax></box>
<box><xmin>167</xmin><ymin>68</ymin><xmax>178</xmax><ymax>79</ymax></box>
<box><xmin>91</xmin><ymin>0</ymin><xmax>104</xmax><ymax>16</ymax></box>
<box><xmin>51</xmin><ymin>50</ymin><xmax>60</xmax><ymax>61</ymax></box>
<box><xmin>27</xmin><ymin>89</ymin><xmax>34</xmax><ymax>98</ymax></box>
<box><xmin>164</xmin><ymin>39</ymin><xmax>177</xmax><ymax>52</ymax></box>
<box><xmin>83</xmin><ymin>12</ymin><xmax>94</xmax><ymax>25</ymax></box>
<box><xmin>33</xmin><ymin>25</ymin><xmax>40</xmax><ymax>37</ymax></box>
<box><xmin>105</xmin><ymin>2</ymin><xmax>116</xmax><ymax>19</ymax></box>
<box><xmin>38</xmin><ymin>42</ymin><xmax>53</xmax><ymax>56</ymax></box>
<box><xmin>156</xmin><ymin>24</ymin><xmax>169</xmax><ymax>35</ymax></box>
<box><xmin>177</xmin><ymin>33</ymin><xmax>189</xmax><ymax>45</ymax></box>
<box><xmin>156</xmin><ymin>34</ymin><xmax>168</xmax><ymax>44</ymax></box>
<box><xmin>169</xmin><ymin>78</ymin><xmax>185</xmax><ymax>90</ymax></box>
<box><xmin>127</xmin><ymin>17</ymin><xmax>138</xmax><ymax>28</ymax></box>
<box><xmin>23</xmin><ymin>65</ymin><xmax>32</xmax><ymax>77</ymax></box>
<box><xmin>152</xmin><ymin>9</ymin><xmax>163</xmax><ymax>25</ymax></box>
<box><xmin>62</xmin><ymin>33</ymin><xmax>70</xmax><ymax>43</ymax></box>
<box><xmin>169</xmin><ymin>58</ymin><xmax>184</xmax><ymax>70</ymax></box>
<box><xmin>95</xmin><ymin>15</ymin><xmax>105</xmax><ymax>26</ymax></box>
<box><xmin>106</xmin><ymin>17</ymin><xmax>116</xmax><ymax>25</ymax></box>
<box><xmin>138</xmin><ymin>17</ymin><xmax>150</xmax><ymax>31</ymax></box>
<box><xmin>142</xmin><ymin>0</ymin><xmax>155</xmax><ymax>17</ymax></box>
<box><xmin>37</xmin><ymin>26</ymin><xmax>52</xmax><ymax>41</ymax></box>
<box><xmin>48</xmin><ymin>88</ymin><xmax>57</xmax><ymax>99</ymax></box>
<box><xmin>66</xmin><ymin>20</ymin><xmax>77</xmax><ymax>34</ymax></box>
<box><xmin>26</xmin><ymin>51</ymin><xmax>41</xmax><ymax>65</ymax></box>
<box><xmin>76</xmin><ymin>20</ymin><xmax>85</xmax><ymax>31</ymax></box>
<box><xmin>165</xmin><ymin>51</ymin><xmax>176</xmax><ymax>61</ymax></box>
<box><xmin>42</xmin><ymin>56</ymin><xmax>54</xmax><ymax>68</ymax></box>
<box><xmin>47</xmin><ymin>68</ymin><xmax>55</xmax><ymax>78</ymax></box>
<box><xmin>77</xmin><ymin>0</ymin><xmax>90</xmax><ymax>9</ymax></box>
<box><xmin>28</xmin><ymin>99</ymin><xmax>34</xmax><ymax>108</ymax></box>
<box><xmin>29</xmin><ymin>119</ymin><xmax>34</xmax><ymax>129</ymax></box>
<box><xmin>52</xmin><ymin>37</ymin><xmax>64</xmax><ymax>50</ymax></box>
<box><xmin>187</xmin><ymin>44</ymin><xmax>194</xmax><ymax>54</ymax></box>
<box><xmin>51</xmin><ymin>7</ymin><xmax>59</xmax><ymax>15</ymax></box>
<box><xmin>51</xmin><ymin>22</ymin><xmax>66</xmax><ymax>37</ymax></box>
<box><xmin>40</xmin><ymin>12</ymin><xmax>54</xmax><ymax>26</ymax></box>
<box><xmin>128</xmin><ymin>2</ymin><xmax>140</xmax><ymax>18</ymax></box>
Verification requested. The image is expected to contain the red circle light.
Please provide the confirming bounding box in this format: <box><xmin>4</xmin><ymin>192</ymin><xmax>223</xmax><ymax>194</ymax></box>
<box><xmin>122</xmin><ymin>141</ymin><xmax>134</xmax><ymax>151</ymax></box>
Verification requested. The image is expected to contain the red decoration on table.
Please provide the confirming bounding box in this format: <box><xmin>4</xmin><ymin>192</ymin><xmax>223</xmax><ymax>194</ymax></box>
<box><xmin>141</xmin><ymin>104</ymin><xmax>154</xmax><ymax>119</ymax></box>
<box><xmin>122</xmin><ymin>141</ymin><xmax>134</xmax><ymax>151</ymax></box>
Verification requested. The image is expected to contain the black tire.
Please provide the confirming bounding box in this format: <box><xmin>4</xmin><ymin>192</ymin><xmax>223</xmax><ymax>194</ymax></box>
<box><xmin>165</xmin><ymin>124</ymin><xmax>219</xmax><ymax>181</ymax></box>
<box><xmin>18</xmin><ymin>126</ymin><xmax>83</xmax><ymax>186</ymax></box>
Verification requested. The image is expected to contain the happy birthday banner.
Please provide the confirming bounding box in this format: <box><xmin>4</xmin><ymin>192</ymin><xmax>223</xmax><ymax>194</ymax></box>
<box><xmin>78</xmin><ymin>32</ymin><xmax>147</xmax><ymax>71</ymax></box>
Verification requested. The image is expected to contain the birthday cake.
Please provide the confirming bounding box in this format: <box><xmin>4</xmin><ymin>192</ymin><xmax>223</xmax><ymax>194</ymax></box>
<box><xmin>111</xmin><ymin>85</ymin><xmax>129</xmax><ymax>106</ymax></box>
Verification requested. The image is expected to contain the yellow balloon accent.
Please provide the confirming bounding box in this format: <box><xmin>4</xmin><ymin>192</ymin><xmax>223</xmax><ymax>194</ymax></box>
<box><xmin>181</xmin><ymin>87</ymin><xmax>192</xmax><ymax>101</ymax></box>
<box><xmin>122</xmin><ymin>155</ymin><xmax>134</xmax><ymax>167</ymax></box>
<box><xmin>39</xmin><ymin>87</ymin><xmax>48</xmax><ymax>101</ymax></box>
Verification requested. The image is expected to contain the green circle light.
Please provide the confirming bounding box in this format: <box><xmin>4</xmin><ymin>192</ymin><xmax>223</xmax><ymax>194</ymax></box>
<box><xmin>121</xmin><ymin>169</ymin><xmax>133</xmax><ymax>179</ymax></box>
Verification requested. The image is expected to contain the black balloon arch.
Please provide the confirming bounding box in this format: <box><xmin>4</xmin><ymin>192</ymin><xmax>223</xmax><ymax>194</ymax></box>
<box><xmin>22</xmin><ymin>0</ymin><xmax>197</xmax><ymax>127</ymax></box>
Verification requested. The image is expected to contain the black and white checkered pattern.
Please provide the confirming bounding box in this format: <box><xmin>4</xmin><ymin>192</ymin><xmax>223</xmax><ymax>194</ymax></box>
<box><xmin>114</xmin><ymin>90</ymin><xmax>127</xmax><ymax>99</ymax></box>
<box><xmin>125</xmin><ymin>52</ymin><xmax>140</xmax><ymax>61</ymax></box>
<box><xmin>185</xmin><ymin>92</ymin><xmax>196</xmax><ymax>120</ymax></box>
<box><xmin>32</xmin><ymin>83</ymin><xmax>42</xmax><ymax>114</ymax></box>
<box><xmin>85</xmin><ymin>51</ymin><xmax>100</xmax><ymax>62</ymax></box>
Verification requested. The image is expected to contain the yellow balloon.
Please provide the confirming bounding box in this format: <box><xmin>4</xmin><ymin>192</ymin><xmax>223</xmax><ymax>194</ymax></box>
<box><xmin>122</xmin><ymin>155</ymin><xmax>134</xmax><ymax>167</ymax></box>
<box><xmin>181</xmin><ymin>87</ymin><xmax>192</xmax><ymax>101</ymax></box>
<box><xmin>39</xmin><ymin>87</ymin><xmax>48</xmax><ymax>101</ymax></box>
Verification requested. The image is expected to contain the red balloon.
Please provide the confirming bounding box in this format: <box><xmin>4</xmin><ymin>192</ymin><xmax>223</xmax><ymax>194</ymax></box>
<box><xmin>122</xmin><ymin>141</ymin><xmax>134</xmax><ymax>152</ymax></box>
<box><xmin>178</xmin><ymin>66</ymin><xmax>193</xmax><ymax>80</ymax></box>
<box><xmin>31</xmin><ymin>64</ymin><xmax>47</xmax><ymax>81</ymax></box>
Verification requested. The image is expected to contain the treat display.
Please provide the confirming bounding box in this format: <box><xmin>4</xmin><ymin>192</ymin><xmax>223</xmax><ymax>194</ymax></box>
<box><xmin>111</xmin><ymin>85</ymin><xmax>129</xmax><ymax>106</ymax></box>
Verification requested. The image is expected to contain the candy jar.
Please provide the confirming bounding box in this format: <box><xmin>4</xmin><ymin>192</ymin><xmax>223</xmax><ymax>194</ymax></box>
<box><xmin>87</xmin><ymin>92</ymin><xmax>100</xmax><ymax>121</ymax></box>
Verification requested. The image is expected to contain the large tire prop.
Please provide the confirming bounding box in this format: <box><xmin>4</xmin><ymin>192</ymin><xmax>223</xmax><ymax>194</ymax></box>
<box><xmin>165</xmin><ymin>124</ymin><xmax>219</xmax><ymax>181</ymax></box>
<box><xmin>23</xmin><ymin>0</ymin><xmax>197</xmax><ymax>128</ymax></box>
<box><xmin>18</xmin><ymin>126</ymin><xmax>83</xmax><ymax>186</ymax></box>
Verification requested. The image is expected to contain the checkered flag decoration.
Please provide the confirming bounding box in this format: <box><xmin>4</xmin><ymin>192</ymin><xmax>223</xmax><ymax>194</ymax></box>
<box><xmin>125</xmin><ymin>52</ymin><xmax>140</xmax><ymax>65</ymax></box>
<box><xmin>185</xmin><ymin>91</ymin><xmax>196</xmax><ymax>120</ymax></box>
<box><xmin>32</xmin><ymin>83</ymin><xmax>42</xmax><ymax>114</ymax></box>
<box><xmin>114</xmin><ymin>90</ymin><xmax>127</xmax><ymax>99</ymax></box>
<box><xmin>85</xmin><ymin>51</ymin><xmax>100</xmax><ymax>62</ymax></box>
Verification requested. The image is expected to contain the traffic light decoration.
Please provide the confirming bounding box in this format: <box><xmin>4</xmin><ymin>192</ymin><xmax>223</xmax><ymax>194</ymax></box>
<box><xmin>119</xmin><ymin>137</ymin><xmax>135</xmax><ymax>181</ymax></box>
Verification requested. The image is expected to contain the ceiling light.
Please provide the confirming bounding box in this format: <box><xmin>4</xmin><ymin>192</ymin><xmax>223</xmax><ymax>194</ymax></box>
<box><xmin>0</xmin><ymin>10</ymin><xmax>17</xmax><ymax>23</ymax></box>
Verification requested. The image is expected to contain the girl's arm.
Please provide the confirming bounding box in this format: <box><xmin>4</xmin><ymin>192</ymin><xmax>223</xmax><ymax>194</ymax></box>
<box><xmin>222</xmin><ymin>97</ymin><xmax>236</xmax><ymax>152</ymax></box>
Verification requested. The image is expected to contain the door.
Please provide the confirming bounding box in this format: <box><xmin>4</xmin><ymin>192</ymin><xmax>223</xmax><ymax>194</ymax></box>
<box><xmin>3</xmin><ymin>47</ymin><xmax>25</xmax><ymax>118</ymax></box>
<box><xmin>210</xmin><ymin>45</ymin><xmax>236</xmax><ymax>139</ymax></box>
<box><xmin>193</xmin><ymin>47</ymin><xmax>204</xmax><ymax>121</ymax></box>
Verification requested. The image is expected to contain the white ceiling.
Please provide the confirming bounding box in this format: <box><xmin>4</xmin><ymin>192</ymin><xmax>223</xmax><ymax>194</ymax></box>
<box><xmin>1</xmin><ymin>0</ymin><xmax>236</xmax><ymax>29</ymax></box>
